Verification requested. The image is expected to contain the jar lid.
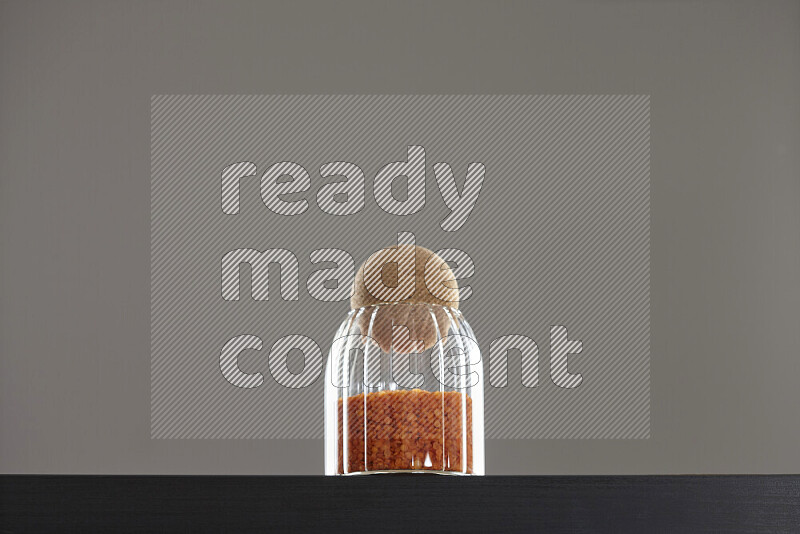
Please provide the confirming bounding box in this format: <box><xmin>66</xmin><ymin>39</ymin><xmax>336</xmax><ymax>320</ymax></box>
<box><xmin>350</xmin><ymin>244</ymin><xmax>459</xmax><ymax>310</ymax></box>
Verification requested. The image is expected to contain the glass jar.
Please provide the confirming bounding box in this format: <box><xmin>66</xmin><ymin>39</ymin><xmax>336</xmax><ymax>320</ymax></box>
<box><xmin>324</xmin><ymin>303</ymin><xmax>484</xmax><ymax>475</ymax></box>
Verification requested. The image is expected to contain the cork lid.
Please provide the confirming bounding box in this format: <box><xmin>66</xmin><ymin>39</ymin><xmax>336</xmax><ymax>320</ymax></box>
<box><xmin>351</xmin><ymin>244</ymin><xmax>458</xmax><ymax>353</ymax></box>
<box><xmin>350</xmin><ymin>244</ymin><xmax>459</xmax><ymax>310</ymax></box>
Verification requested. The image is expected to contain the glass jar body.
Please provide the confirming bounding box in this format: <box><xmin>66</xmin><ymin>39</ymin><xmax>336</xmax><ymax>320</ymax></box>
<box><xmin>324</xmin><ymin>304</ymin><xmax>484</xmax><ymax>475</ymax></box>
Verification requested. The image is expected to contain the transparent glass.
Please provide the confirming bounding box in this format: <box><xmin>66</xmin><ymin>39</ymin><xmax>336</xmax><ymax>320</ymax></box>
<box><xmin>324</xmin><ymin>304</ymin><xmax>484</xmax><ymax>475</ymax></box>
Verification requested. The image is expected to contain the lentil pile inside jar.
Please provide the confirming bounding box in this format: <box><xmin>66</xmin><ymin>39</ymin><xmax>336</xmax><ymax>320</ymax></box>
<box><xmin>336</xmin><ymin>389</ymin><xmax>473</xmax><ymax>474</ymax></box>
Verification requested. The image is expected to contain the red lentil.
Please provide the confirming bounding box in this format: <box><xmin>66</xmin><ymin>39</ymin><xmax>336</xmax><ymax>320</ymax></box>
<box><xmin>336</xmin><ymin>389</ymin><xmax>473</xmax><ymax>474</ymax></box>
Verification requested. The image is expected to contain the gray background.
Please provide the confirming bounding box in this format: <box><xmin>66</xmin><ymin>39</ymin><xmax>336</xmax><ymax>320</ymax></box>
<box><xmin>1</xmin><ymin>0</ymin><xmax>798</xmax><ymax>474</ymax></box>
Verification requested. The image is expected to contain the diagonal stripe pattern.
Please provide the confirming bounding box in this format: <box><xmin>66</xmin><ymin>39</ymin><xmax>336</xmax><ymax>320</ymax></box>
<box><xmin>151</xmin><ymin>95</ymin><xmax>650</xmax><ymax>440</ymax></box>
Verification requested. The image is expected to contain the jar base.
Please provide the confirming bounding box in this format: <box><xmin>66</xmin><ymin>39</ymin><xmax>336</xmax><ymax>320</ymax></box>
<box><xmin>333</xmin><ymin>469</ymin><xmax>479</xmax><ymax>476</ymax></box>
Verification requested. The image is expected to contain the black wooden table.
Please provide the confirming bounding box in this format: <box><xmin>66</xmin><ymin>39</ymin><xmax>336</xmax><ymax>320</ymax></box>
<box><xmin>2</xmin><ymin>475</ymin><xmax>799</xmax><ymax>532</ymax></box>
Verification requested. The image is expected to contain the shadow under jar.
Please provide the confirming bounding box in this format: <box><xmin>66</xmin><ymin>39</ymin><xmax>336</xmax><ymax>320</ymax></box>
<box><xmin>324</xmin><ymin>303</ymin><xmax>485</xmax><ymax>475</ymax></box>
